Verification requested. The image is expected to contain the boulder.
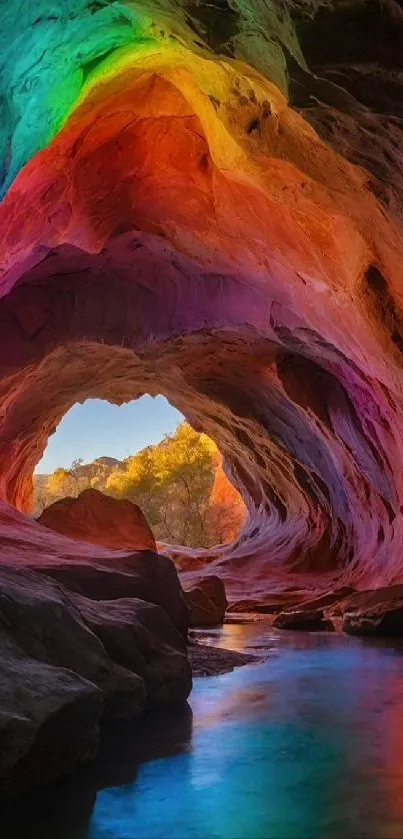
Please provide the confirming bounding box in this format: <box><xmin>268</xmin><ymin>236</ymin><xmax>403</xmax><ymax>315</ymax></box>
<box><xmin>183</xmin><ymin>575</ymin><xmax>228</xmax><ymax>626</ymax></box>
<box><xmin>0</xmin><ymin>565</ymin><xmax>146</xmax><ymax>720</ymax></box>
<box><xmin>273</xmin><ymin>608</ymin><xmax>334</xmax><ymax>631</ymax></box>
<box><xmin>38</xmin><ymin>489</ymin><xmax>156</xmax><ymax>552</ymax></box>
<box><xmin>71</xmin><ymin>593</ymin><xmax>192</xmax><ymax>707</ymax></box>
<box><xmin>32</xmin><ymin>550</ymin><xmax>189</xmax><ymax>638</ymax></box>
<box><xmin>271</xmin><ymin>587</ymin><xmax>355</xmax><ymax>629</ymax></box>
<box><xmin>0</xmin><ymin>629</ymin><xmax>102</xmax><ymax>796</ymax></box>
<box><xmin>337</xmin><ymin>586</ymin><xmax>403</xmax><ymax>637</ymax></box>
<box><xmin>0</xmin><ymin>564</ymin><xmax>191</xmax><ymax>794</ymax></box>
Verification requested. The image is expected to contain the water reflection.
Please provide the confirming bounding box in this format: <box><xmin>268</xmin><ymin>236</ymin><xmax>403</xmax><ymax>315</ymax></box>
<box><xmin>4</xmin><ymin>624</ymin><xmax>403</xmax><ymax>838</ymax></box>
<box><xmin>1</xmin><ymin>705</ymin><xmax>193</xmax><ymax>839</ymax></box>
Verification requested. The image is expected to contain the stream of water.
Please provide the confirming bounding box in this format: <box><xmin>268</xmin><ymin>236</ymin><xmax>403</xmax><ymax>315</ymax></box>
<box><xmin>5</xmin><ymin>621</ymin><xmax>403</xmax><ymax>838</ymax></box>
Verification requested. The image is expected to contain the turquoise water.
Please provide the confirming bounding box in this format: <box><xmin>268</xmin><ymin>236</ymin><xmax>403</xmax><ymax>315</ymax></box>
<box><xmin>5</xmin><ymin>622</ymin><xmax>403</xmax><ymax>838</ymax></box>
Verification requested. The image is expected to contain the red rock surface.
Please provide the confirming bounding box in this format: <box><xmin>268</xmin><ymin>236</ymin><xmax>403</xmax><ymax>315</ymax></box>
<box><xmin>38</xmin><ymin>488</ymin><xmax>156</xmax><ymax>552</ymax></box>
<box><xmin>1</xmin><ymin>0</ymin><xmax>403</xmax><ymax>790</ymax></box>
<box><xmin>0</xmin><ymin>22</ymin><xmax>402</xmax><ymax>597</ymax></box>
<box><xmin>0</xmin><ymin>496</ymin><xmax>189</xmax><ymax>640</ymax></box>
<box><xmin>208</xmin><ymin>455</ymin><xmax>247</xmax><ymax>544</ymax></box>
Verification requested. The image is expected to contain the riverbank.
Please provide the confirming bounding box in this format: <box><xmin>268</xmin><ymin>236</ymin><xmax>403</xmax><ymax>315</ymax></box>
<box><xmin>189</xmin><ymin>639</ymin><xmax>257</xmax><ymax>676</ymax></box>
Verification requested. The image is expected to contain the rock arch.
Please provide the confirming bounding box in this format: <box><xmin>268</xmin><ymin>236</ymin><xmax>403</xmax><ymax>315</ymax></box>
<box><xmin>1</xmin><ymin>1</ymin><xmax>403</xmax><ymax>598</ymax></box>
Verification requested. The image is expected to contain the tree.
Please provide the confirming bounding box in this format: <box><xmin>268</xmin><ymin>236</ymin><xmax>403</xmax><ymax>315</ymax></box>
<box><xmin>47</xmin><ymin>467</ymin><xmax>76</xmax><ymax>498</ymax></box>
<box><xmin>35</xmin><ymin>423</ymin><xmax>246</xmax><ymax>547</ymax></box>
<box><xmin>106</xmin><ymin>423</ymin><xmax>218</xmax><ymax>547</ymax></box>
<box><xmin>46</xmin><ymin>458</ymin><xmax>90</xmax><ymax>500</ymax></box>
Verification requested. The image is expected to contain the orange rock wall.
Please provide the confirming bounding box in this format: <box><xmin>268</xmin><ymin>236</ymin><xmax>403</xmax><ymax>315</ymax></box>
<box><xmin>1</xmin><ymin>2</ymin><xmax>403</xmax><ymax>592</ymax></box>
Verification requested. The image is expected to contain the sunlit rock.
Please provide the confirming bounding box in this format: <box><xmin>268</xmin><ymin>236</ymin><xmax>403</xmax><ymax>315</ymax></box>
<box><xmin>208</xmin><ymin>455</ymin><xmax>247</xmax><ymax>545</ymax></box>
<box><xmin>38</xmin><ymin>488</ymin><xmax>156</xmax><ymax>552</ymax></box>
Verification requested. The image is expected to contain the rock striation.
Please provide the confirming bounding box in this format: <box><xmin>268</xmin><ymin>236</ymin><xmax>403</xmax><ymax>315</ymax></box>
<box><xmin>0</xmin><ymin>1</ymin><xmax>402</xmax><ymax>597</ymax></box>
<box><xmin>1</xmin><ymin>0</ymin><xmax>403</xmax><ymax>786</ymax></box>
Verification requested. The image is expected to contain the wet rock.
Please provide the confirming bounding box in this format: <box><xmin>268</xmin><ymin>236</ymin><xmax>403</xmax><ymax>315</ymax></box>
<box><xmin>271</xmin><ymin>587</ymin><xmax>355</xmax><ymax>631</ymax></box>
<box><xmin>338</xmin><ymin>586</ymin><xmax>403</xmax><ymax>637</ymax></box>
<box><xmin>38</xmin><ymin>489</ymin><xmax>156</xmax><ymax>552</ymax></box>
<box><xmin>189</xmin><ymin>641</ymin><xmax>256</xmax><ymax>676</ymax></box>
<box><xmin>273</xmin><ymin>608</ymin><xmax>334</xmax><ymax>631</ymax></box>
<box><xmin>184</xmin><ymin>575</ymin><xmax>228</xmax><ymax>626</ymax></box>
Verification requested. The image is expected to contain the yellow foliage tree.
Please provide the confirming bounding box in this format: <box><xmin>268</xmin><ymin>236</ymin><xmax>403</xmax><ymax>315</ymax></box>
<box><xmin>47</xmin><ymin>467</ymin><xmax>75</xmax><ymax>498</ymax></box>
<box><xmin>37</xmin><ymin>423</ymin><xmax>244</xmax><ymax>548</ymax></box>
<box><xmin>106</xmin><ymin>423</ymin><xmax>218</xmax><ymax>546</ymax></box>
<box><xmin>46</xmin><ymin>458</ymin><xmax>87</xmax><ymax>499</ymax></box>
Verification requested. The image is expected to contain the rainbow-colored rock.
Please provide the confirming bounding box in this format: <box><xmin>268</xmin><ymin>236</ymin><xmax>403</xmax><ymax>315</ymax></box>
<box><xmin>1</xmin><ymin>1</ymin><xmax>403</xmax><ymax>594</ymax></box>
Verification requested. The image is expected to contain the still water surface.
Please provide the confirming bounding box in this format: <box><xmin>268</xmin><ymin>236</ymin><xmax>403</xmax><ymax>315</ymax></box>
<box><xmin>5</xmin><ymin>621</ymin><xmax>403</xmax><ymax>838</ymax></box>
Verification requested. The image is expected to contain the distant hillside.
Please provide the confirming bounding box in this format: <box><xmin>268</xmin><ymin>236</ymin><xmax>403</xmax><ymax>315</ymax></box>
<box><xmin>92</xmin><ymin>456</ymin><xmax>123</xmax><ymax>468</ymax></box>
<box><xmin>34</xmin><ymin>456</ymin><xmax>125</xmax><ymax>515</ymax></box>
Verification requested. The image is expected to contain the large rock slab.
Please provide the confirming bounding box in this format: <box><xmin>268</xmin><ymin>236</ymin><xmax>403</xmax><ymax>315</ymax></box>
<box><xmin>272</xmin><ymin>587</ymin><xmax>354</xmax><ymax>630</ymax></box>
<box><xmin>72</xmin><ymin>593</ymin><xmax>192</xmax><ymax>707</ymax></box>
<box><xmin>0</xmin><ymin>565</ymin><xmax>146</xmax><ymax>718</ymax></box>
<box><xmin>0</xmin><ymin>563</ymin><xmax>191</xmax><ymax>794</ymax></box>
<box><xmin>28</xmin><ymin>551</ymin><xmax>189</xmax><ymax>639</ymax></box>
<box><xmin>38</xmin><ymin>489</ymin><xmax>156</xmax><ymax>552</ymax></box>
<box><xmin>0</xmin><ymin>629</ymin><xmax>102</xmax><ymax>796</ymax></box>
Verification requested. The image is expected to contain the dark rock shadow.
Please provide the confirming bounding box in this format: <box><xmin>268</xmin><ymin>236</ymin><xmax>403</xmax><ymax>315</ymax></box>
<box><xmin>0</xmin><ymin>703</ymin><xmax>193</xmax><ymax>839</ymax></box>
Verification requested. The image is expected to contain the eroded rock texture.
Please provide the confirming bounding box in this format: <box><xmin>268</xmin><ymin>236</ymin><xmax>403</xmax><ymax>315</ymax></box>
<box><xmin>1</xmin><ymin>0</ymin><xmax>403</xmax><ymax>600</ymax></box>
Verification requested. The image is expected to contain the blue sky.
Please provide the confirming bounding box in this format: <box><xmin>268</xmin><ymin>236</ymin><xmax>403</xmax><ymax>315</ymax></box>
<box><xmin>35</xmin><ymin>396</ymin><xmax>183</xmax><ymax>473</ymax></box>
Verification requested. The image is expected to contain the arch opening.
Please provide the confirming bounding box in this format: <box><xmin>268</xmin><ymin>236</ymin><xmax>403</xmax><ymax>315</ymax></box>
<box><xmin>33</xmin><ymin>395</ymin><xmax>246</xmax><ymax>551</ymax></box>
<box><xmin>0</xmin><ymin>7</ymin><xmax>403</xmax><ymax>597</ymax></box>
<box><xmin>0</xmin><ymin>245</ymin><xmax>399</xmax><ymax>595</ymax></box>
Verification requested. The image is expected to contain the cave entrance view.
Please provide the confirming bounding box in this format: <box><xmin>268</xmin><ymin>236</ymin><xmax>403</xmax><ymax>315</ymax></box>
<box><xmin>33</xmin><ymin>395</ymin><xmax>246</xmax><ymax>552</ymax></box>
<box><xmin>5</xmin><ymin>0</ymin><xmax>403</xmax><ymax>836</ymax></box>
